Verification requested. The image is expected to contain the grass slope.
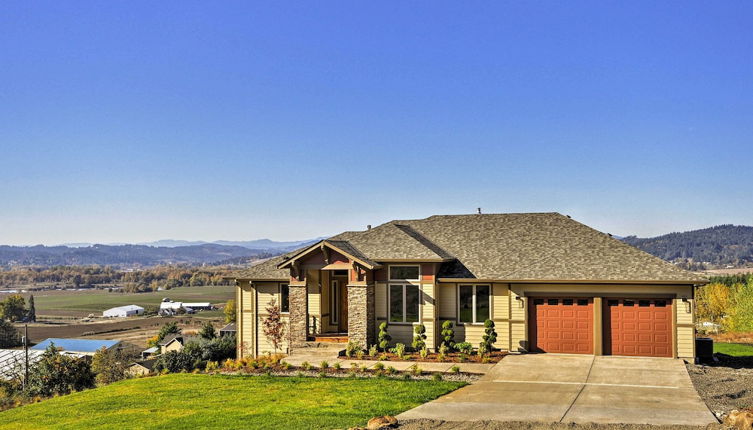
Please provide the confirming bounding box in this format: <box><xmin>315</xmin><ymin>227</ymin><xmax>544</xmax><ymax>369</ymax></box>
<box><xmin>33</xmin><ymin>285</ymin><xmax>235</xmax><ymax>317</ymax></box>
<box><xmin>0</xmin><ymin>374</ymin><xmax>464</xmax><ymax>430</ymax></box>
<box><xmin>714</xmin><ymin>342</ymin><xmax>753</xmax><ymax>357</ymax></box>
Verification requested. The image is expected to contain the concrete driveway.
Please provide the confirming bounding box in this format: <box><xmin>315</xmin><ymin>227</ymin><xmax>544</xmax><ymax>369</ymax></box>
<box><xmin>398</xmin><ymin>354</ymin><xmax>717</xmax><ymax>426</ymax></box>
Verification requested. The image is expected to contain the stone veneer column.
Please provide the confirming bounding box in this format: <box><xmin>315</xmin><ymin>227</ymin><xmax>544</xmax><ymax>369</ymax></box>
<box><xmin>288</xmin><ymin>285</ymin><xmax>308</xmax><ymax>348</ymax></box>
<box><xmin>348</xmin><ymin>283</ymin><xmax>375</xmax><ymax>348</ymax></box>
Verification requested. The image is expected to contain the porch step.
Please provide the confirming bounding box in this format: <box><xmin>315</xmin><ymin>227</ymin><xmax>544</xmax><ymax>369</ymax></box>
<box><xmin>312</xmin><ymin>336</ymin><xmax>349</xmax><ymax>343</ymax></box>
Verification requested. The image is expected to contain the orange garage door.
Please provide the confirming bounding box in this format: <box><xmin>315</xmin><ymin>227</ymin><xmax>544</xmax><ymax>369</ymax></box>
<box><xmin>530</xmin><ymin>297</ymin><xmax>593</xmax><ymax>354</ymax></box>
<box><xmin>604</xmin><ymin>298</ymin><xmax>673</xmax><ymax>358</ymax></box>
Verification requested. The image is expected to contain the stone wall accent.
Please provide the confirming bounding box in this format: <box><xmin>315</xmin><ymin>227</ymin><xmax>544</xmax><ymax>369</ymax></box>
<box><xmin>348</xmin><ymin>283</ymin><xmax>375</xmax><ymax>348</ymax></box>
<box><xmin>288</xmin><ymin>285</ymin><xmax>308</xmax><ymax>348</ymax></box>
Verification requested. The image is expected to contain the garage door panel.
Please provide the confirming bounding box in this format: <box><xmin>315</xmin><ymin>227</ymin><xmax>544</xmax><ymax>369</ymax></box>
<box><xmin>605</xmin><ymin>298</ymin><xmax>672</xmax><ymax>358</ymax></box>
<box><xmin>530</xmin><ymin>297</ymin><xmax>593</xmax><ymax>354</ymax></box>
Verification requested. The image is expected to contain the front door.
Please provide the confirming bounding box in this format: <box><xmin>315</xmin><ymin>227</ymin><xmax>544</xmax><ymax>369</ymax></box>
<box><xmin>330</xmin><ymin>277</ymin><xmax>348</xmax><ymax>332</ymax></box>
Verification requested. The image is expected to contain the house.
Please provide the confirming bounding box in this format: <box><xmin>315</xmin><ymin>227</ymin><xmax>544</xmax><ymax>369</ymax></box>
<box><xmin>158</xmin><ymin>334</ymin><xmax>199</xmax><ymax>354</ymax></box>
<box><xmin>231</xmin><ymin>213</ymin><xmax>708</xmax><ymax>359</ymax></box>
<box><xmin>102</xmin><ymin>305</ymin><xmax>145</xmax><ymax>318</ymax></box>
<box><xmin>30</xmin><ymin>338</ymin><xmax>121</xmax><ymax>356</ymax></box>
<box><xmin>219</xmin><ymin>323</ymin><xmax>236</xmax><ymax>337</ymax></box>
<box><xmin>141</xmin><ymin>346</ymin><xmax>159</xmax><ymax>359</ymax></box>
<box><xmin>126</xmin><ymin>358</ymin><xmax>157</xmax><ymax>377</ymax></box>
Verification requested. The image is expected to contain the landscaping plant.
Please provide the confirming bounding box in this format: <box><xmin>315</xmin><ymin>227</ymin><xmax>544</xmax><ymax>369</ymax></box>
<box><xmin>392</xmin><ymin>343</ymin><xmax>406</xmax><ymax>359</ymax></box>
<box><xmin>378</xmin><ymin>322</ymin><xmax>392</xmax><ymax>351</ymax></box>
<box><xmin>440</xmin><ymin>320</ymin><xmax>455</xmax><ymax>349</ymax></box>
<box><xmin>479</xmin><ymin>319</ymin><xmax>497</xmax><ymax>356</ymax></box>
<box><xmin>262</xmin><ymin>299</ymin><xmax>286</xmax><ymax>354</ymax></box>
<box><xmin>368</xmin><ymin>344</ymin><xmax>378</xmax><ymax>357</ymax></box>
<box><xmin>412</xmin><ymin>323</ymin><xmax>427</xmax><ymax>350</ymax></box>
<box><xmin>455</xmin><ymin>342</ymin><xmax>473</xmax><ymax>355</ymax></box>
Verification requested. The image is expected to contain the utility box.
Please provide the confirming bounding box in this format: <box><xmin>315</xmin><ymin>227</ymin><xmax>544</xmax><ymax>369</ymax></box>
<box><xmin>696</xmin><ymin>337</ymin><xmax>714</xmax><ymax>362</ymax></box>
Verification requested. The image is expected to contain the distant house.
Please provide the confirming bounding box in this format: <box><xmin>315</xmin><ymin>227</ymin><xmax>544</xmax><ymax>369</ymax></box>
<box><xmin>31</xmin><ymin>338</ymin><xmax>121</xmax><ymax>356</ymax></box>
<box><xmin>141</xmin><ymin>346</ymin><xmax>159</xmax><ymax>359</ymax></box>
<box><xmin>219</xmin><ymin>323</ymin><xmax>236</xmax><ymax>337</ymax></box>
<box><xmin>158</xmin><ymin>335</ymin><xmax>199</xmax><ymax>354</ymax></box>
<box><xmin>103</xmin><ymin>305</ymin><xmax>145</xmax><ymax>318</ymax></box>
<box><xmin>126</xmin><ymin>358</ymin><xmax>157</xmax><ymax>377</ymax></box>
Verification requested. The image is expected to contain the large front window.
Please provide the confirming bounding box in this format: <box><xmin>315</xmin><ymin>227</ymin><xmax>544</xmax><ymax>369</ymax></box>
<box><xmin>389</xmin><ymin>284</ymin><xmax>419</xmax><ymax>323</ymax></box>
<box><xmin>280</xmin><ymin>283</ymin><xmax>289</xmax><ymax>313</ymax></box>
<box><xmin>459</xmin><ymin>285</ymin><xmax>490</xmax><ymax>323</ymax></box>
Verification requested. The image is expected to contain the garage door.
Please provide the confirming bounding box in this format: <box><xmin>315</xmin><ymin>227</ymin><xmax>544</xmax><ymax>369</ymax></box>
<box><xmin>530</xmin><ymin>297</ymin><xmax>593</xmax><ymax>354</ymax></box>
<box><xmin>604</xmin><ymin>298</ymin><xmax>672</xmax><ymax>358</ymax></box>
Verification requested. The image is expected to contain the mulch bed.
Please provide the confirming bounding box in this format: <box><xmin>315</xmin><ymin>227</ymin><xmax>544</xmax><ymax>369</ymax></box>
<box><xmin>686</xmin><ymin>353</ymin><xmax>753</xmax><ymax>418</ymax></box>
<box><xmin>338</xmin><ymin>350</ymin><xmax>507</xmax><ymax>364</ymax></box>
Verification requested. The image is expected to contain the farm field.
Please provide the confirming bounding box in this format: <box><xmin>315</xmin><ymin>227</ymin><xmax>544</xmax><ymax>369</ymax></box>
<box><xmin>30</xmin><ymin>285</ymin><xmax>235</xmax><ymax>318</ymax></box>
<box><xmin>0</xmin><ymin>374</ymin><xmax>464</xmax><ymax>430</ymax></box>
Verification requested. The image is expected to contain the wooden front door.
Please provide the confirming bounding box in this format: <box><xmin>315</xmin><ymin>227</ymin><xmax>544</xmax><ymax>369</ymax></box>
<box><xmin>529</xmin><ymin>297</ymin><xmax>594</xmax><ymax>354</ymax></box>
<box><xmin>330</xmin><ymin>277</ymin><xmax>348</xmax><ymax>333</ymax></box>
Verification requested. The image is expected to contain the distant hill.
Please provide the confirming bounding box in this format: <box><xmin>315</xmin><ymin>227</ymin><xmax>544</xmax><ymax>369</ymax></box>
<box><xmin>0</xmin><ymin>239</ymin><xmax>320</xmax><ymax>268</ymax></box>
<box><xmin>622</xmin><ymin>225</ymin><xmax>753</xmax><ymax>269</ymax></box>
<box><xmin>61</xmin><ymin>238</ymin><xmax>323</xmax><ymax>250</ymax></box>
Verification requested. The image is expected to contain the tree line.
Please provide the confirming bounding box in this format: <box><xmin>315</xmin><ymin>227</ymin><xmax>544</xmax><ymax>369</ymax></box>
<box><xmin>0</xmin><ymin>265</ymin><xmax>232</xmax><ymax>293</ymax></box>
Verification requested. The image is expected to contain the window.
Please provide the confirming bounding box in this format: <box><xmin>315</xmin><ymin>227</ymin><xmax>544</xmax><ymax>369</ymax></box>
<box><xmin>577</xmin><ymin>299</ymin><xmax>589</xmax><ymax>306</ymax></box>
<box><xmin>458</xmin><ymin>285</ymin><xmax>490</xmax><ymax>324</ymax></box>
<box><xmin>280</xmin><ymin>284</ymin><xmax>289</xmax><ymax>313</ymax></box>
<box><xmin>330</xmin><ymin>280</ymin><xmax>339</xmax><ymax>324</ymax></box>
<box><xmin>389</xmin><ymin>284</ymin><xmax>419</xmax><ymax>323</ymax></box>
<box><xmin>389</xmin><ymin>266</ymin><xmax>420</xmax><ymax>281</ymax></box>
<box><xmin>639</xmin><ymin>300</ymin><xmax>650</xmax><ymax>307</ymax></box>
<box><xmin>655</xmin><ymin>300</ymin><xmax>667</xmax><ymax>307</ymax></box>
<box><xmin>547</xmin><ymin>299</ymin><xmax>558</xmax><ymax>306</ymax></box>
<box><xmin>624</xmin><ymin>300</ymin><xmax>634</xmax><ymax>307</ymax></box>
<box><xmin>563</xmin><ymin>299</ymin><xmax>574</xmax><ymax>306</ymax></box>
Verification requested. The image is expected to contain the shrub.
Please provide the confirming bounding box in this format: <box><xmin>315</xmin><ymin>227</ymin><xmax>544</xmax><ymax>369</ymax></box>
<box><xmin>419</xmin><ymin>346</ymin><xmax>428</xmax><ymax>359</ymax></box>
<box><xmin>402</xmin><ymin>373</ymin><xmax>411</xmax><ymax>380</ymax></box>
<box><xmin>455</xmin><ymin>342</ymin><xmax>473</xmax><ymax>355</ymax></box>
<box><xmin>280</xmin><ymin>361</ymin><xmax>292</xmax><ymax>370</ymax></box>
<box><xmin>198</xmin><ymin>321</ymin><xmax>217</xmax><ymax>340</ymax></box>
<box><xmin>25</xmin><ymin>345</ymin><xmax>95</xmax><ymax>397</ymax></box>
<box><xmin>318</xmin><ymin>370</ymin><xmax>326</xmax><ymax>378</ymax></box>
<box><xmin>438</xmin><ymin>343</ymin><xmax>449</xmax><ymax>361</ymax></box>
<box><xmin>450</xmin><ymin>365</ymin><xmax>460</xmax><ymax>374</ymax></box>
<box><xmin>440</xmin><ymin>320</ymin><xmax>455</xmax><ymax>349</ymax></box>
<box><xmin>479</xmin><ymin>319</ymin><xmax>497</xmax><ymax>356</ymax></box>
<box><xmin>345</xmin><ymin>341</ymin><xmax>362</xmax><ymax>358</ymax></box>
<box><xmin>355</xmin><ymin>349</ymin><xmax>364</xmax><ymax>360</ymax></box>
<box><xmin>378</xmin><ymin>354</ymin><xmax>388</xmax><ymax>361</ymax></box>
<box><xmin>319</xmin><ymin>360</ymin><xmax>329</xmax><ymax>369</ymax></box>
<box><xmin>409</xmin><ymin>364</ymin><xmax>422</xmax><ymax>376</ymax></box>
<box><xmin>412</xmin><ymin>323</ymin><xmax>427</xmax><ymax>350</ymax></box>
<box><xmin>432</xmin><ymin>373</ymin><xmax>442</xmax><ymax>381</ymax></box>
<box><xmin>373</xmin><ymin>362</ymin><xmax>385</xmax><ymax>371</ymax></box>
<box><xmin>368</xmin><ymin>344</ymin><xmax>378</xmax><ymax>357</ymax></box>
<box><xmin>386</xmin><ymin>366</ymin><xmax>397</xmax><ymax>375</ymax></box>
<box><xmin>205</xmin><ymin>361</ymin><xmax>219</xmax><ymax>372</ymax></box>
<box><xmin>333</xmin><ymin>362</ymin><xmax>341</xmax><ymax>370</ymax></box>
<box><xmin>392</xmin><ymin>343</ymin><xmax>406</xmax><ymax>359</ymax></box>
<box><xmin>378</xmin><ymin>322</ymin><xmax>392</xmax><ymax>351</ymax></box>
<box><xmin>301</xmin><ymin>361</ymin><xmax>312</xmax><ymax>371</ymax></box>
<box><xmin>155</xmin><ymin>350</ymin><xmax>195</xmax><ymax>374</ymax></box>
<box><xmin>91</xmin><ymin>347</ymin><xmax>133</xmax><ymax>385</ymax></box>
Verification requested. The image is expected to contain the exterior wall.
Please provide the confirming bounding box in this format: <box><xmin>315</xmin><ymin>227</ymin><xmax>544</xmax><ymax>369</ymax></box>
<box><xmin>348</xmin><ymin>283</ymin><xmax>375</xmax><ymax>347</ymax></box>
<box><xmin>307</xmin><ymin>270</ymin><xmax>321</xmax><ymax>334</ymax></box>
<box><xmin>242</xmin><ymin>281</ymin><xmax>291</xmax><ymax>356</ymax></box>
<box><xmin>288</xmin><ymin>284</ymin><xmax>307</xmax><ymax>348</ymax></box>
<box><xmin>436</xmin><ymin>282</ymin><xmax>511</xmax><ymax>350</ymax></box>
<box><xmin>509</xmin><ymin>283</ymin><xmax>696</xmax><ymax>358</ymax></box>
<box><xmin>161</xmin><ymin>340</ymin><xmax>183</xmax><ymax>354</ymax></box>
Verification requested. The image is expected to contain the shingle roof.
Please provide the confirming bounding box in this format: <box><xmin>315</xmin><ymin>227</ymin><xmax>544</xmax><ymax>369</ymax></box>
<box><xmin>231</xmin><ymin>254</ymin><xmax>291</xmax><ymax>280</ymax></box>
<box><xmin>231</xmin><ymin>213</ymin><xmax>707</xmax><ymax>283</ymax></box>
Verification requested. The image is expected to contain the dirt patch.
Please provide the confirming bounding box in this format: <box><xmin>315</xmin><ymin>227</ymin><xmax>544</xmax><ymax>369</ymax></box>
<box><xmin>687</xmin><ymin>354</ymin><xmax>753</xmax><ymax>418</ymax></box>
<box><xmin>397</xmin><ymin>419</ymin><xmax>724</xmax><ymax>429</ymax></box>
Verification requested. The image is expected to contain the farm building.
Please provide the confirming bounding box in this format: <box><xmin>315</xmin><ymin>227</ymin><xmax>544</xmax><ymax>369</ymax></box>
<box><xmin>159</xmin><ymin>300</ymin><xmax>213</xmax><ymax>315</ymax></box>
<box><xmin>0</xmin><ymin>349</ymin><xmax>45</xmax><ymax>380</ymax></box>
<box><xmin>31</xmin><ymin>338</ymin><xmax>121</xmax><ymax>356</ymax></box>
<box><xmin>102</xmin><ymin>305</ymin><xmax>145</xmax><ymax>318</ymax></box>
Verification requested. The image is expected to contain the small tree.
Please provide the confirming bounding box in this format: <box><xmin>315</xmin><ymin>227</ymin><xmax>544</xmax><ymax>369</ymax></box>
<box><xmin>224</xmin><ymin>299</ymin><xmax>236</xmax><ymax>323</ymax></box>
<box><xmin>26</xmin><ymin>345</ymin><xmax>95</xmax><ymax>397</ymax></box>
<box><xmin>0</xmin><ymin>295</ymin><xmax>26</xmax><ymax>322</ymax></box>
<box><xmin>440</xmin><ymin>320</ymin><xmax>455</xmax><ymax>349</ymax></box>
<box><xmin>154</xmin><ymin>350</ymin><xmax>194</xmax><ymax>373</ymax></box>
<box><xmin>26</xmin><ymin>295</ymin><xmax>36</xmax><ymax>322</ymax></box>
<box><xmin>92</xmin><ymin>347</ymin><xmax>132</xmax><ymax>385</ymax></box>
<box><xmin>0</xmin><ymin>319</ymin><xmax>21</xmax><ymax>348</ymax></box>
<box><xmin>262</xmin><ymin>299</ymin><xmax>286</xmax><ymax>354</ymax></box>
<box><xmin>479</xmin><ymin>319</ymin><xmax>497</xmax><ymax>356</ymax></box>
<box><xmin>412</xmin><ymin>323</ymin><xmax>427</xmax><ymax>351</ymax></box>
<box><xmin>199</xmin><ymin>321</ymin><xmax>216</xmax><ymax>340</ymax></box>
<box><xmin>148</xmin><ymin>321</ymin><xmax>181</xmax><ymax>347</ymax></box>
<box><xmin>378</xmin><ymin>322</ymin><xmax>391</xmax><ymax>351</ymax></box>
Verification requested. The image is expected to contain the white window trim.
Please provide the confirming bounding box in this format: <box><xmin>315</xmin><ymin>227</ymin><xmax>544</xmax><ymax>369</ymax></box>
<box><xmin>330</xmin><ymin>280</ymin><xmax>339</xmax><ymax>324</ymax></box>
<box><xmin>279</xmin><ymin>283</ymin><xmax>290</xmax><ymax>314</ymax></box>
<box><xmin>388</xmin><ymin>283</ymin><xmax>421</xmax><ymax>324</ymax></box>
<box><xmin>388</xmin><ymin>264</ymin><xmax>421</xmax><ymax>282</ymax></box>
<box><xmin>457</xmin><ymin>284</ymin><xmax>491</xmax><ymax>325</ymax></box>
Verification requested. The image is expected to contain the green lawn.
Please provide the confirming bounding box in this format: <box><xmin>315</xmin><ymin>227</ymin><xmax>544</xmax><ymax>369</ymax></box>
<box><xmin>0</xmin><ymin>374</ymin><xmax>463</xmax><ymax>430</ymax></box>
<box><xmin>33</xmin><ymin>285</ymin><xmax>235</xmax><ymax>317</ymax></box>
<box><xmin>714</xmin><ymin>342</ymin><xmax>753</xmax><ymax>357</ymax></box>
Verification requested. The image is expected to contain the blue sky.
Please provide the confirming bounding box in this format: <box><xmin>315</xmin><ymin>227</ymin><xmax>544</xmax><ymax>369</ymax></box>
<box><xmin>1</xmin><ymin>2</ymin><xmax>752</xmax><ymax>245</ymax></box>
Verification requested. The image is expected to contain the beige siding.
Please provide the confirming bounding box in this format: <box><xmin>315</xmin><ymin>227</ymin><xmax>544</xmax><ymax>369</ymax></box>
<box><xmin>677</xmin><ymin>326</ymin><xmax>695</xmax><ymax>358</ymax></box>
<box><xmin>456</xmin><ymin>324</ymin><xmax>485</xmax><ymax>345</ymax></box>
<box><xmin>492</xmin><ymin>283</ymin><xmax>511</xmax><ymax>351</ymax></box>
<box><xmin>389</xmin><ymin>324</ymin><xmax>414</xmax><ymax>346</ymax></box>
<box><xmin>307</xmin><ymin>270</ymin><xmax>321</xmax><ymax>334</ymax></box>
<box><xmin>509</xmin><ymin>289</ymin><xmax>527</xmax><ymax>352</ymax></box>
<box><xmin>437</xmin><ymin>283</ymin><xmax>456</xmax><ymax>319</ymax></box>
<box><xmin>238</xmin><ymin>281</ymin><xmax>256</xmax><ymax>358</ymax></box>
<box><xmin>256</xmin><ymin>315</ymin><xmax>290</xmax><ymax>354</ymax></box>
<box><xmin>376</xmin><ymin>282</ymin><xmax>388</xmax><ymax>319</ymax></box>
<box><xmin>254</xmin><ymin>282</ymin><xmax>290</xmax><ymax>354</ymax></box>
<box><xmin>421</xmin><ymin>282</ymin><xmax>436</xmax><ymax>350</ymax></box>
